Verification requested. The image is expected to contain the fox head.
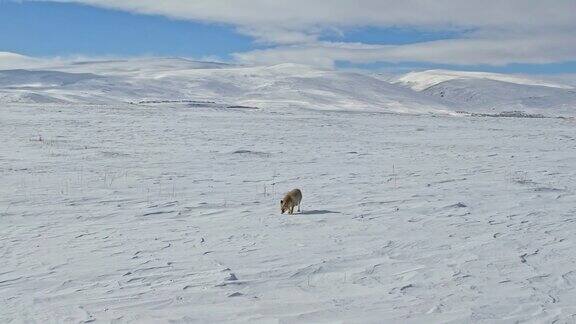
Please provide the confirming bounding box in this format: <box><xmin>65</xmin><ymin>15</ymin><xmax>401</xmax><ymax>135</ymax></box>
<box><xmin>280</xmin><ymin>198</ymin><xmax>291</xmax><ymax>214</ymax></box>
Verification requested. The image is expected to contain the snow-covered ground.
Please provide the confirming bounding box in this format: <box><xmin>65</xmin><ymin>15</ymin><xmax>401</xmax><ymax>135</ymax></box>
<box><xmin>2</xmin><ymin>102</ymin><xmax>576</xmax><ymax>323</ymax></box>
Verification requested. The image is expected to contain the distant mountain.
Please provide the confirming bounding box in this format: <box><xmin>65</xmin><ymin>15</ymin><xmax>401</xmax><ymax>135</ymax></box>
<box><xmin>0</xmin><ymin>61</ymin><xmax>450</xmax><ymax>114</ymax></box>
<box><xmin>395</xmin><ymin>70</ymin><xmax>576</xmax><ymax>116</ymax></box>
<box><xmin>1</xmin><ymin>59</ymin><xmax>575</xmax><ymax>116</ymax></box>
<box><xmin>0</xmin><ymin>69</ymin><xmax>101</xmax><ymax>88</ymax></box>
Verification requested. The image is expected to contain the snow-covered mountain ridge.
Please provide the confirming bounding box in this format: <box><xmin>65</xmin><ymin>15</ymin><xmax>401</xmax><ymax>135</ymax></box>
<box><xmin>0</xmin><ymin>56</ymin><xmax>575</xmax><ymax>116</ymax></box>
<box><xmin>395</xmin><ymin>69</ymin><xmax>573</xmax><ymax>91</ymax></box>
<box><xmin>393</xmin><ymin>70</ymin><xmax>576</xmax><ymax>116</ymax></box>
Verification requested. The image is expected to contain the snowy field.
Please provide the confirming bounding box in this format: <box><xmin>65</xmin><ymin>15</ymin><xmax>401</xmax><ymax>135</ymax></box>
<box><xmin>2</xmin><ymin>103</ymin><xmax>576</xmax><ymax>323</ymax></box>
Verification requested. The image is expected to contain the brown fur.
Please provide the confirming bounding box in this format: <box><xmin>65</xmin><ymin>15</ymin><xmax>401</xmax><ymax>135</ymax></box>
<box><xmin>280</xmin><ymin>189</ymin><xmax>302</xmax><ymax>214</ymax></box>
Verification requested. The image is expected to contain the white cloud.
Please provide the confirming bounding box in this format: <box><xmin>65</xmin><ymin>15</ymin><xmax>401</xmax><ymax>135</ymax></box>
<box><xmin>19</xmin><ymin>1</ymin><xmax>576</xmax><ymax>66</ymax></box>
<box><xmin>35</xmin><ymin>0</ymin><xmax>576</xmax><ymax>40</ymax></box>
<box><xmin>234</xmin><ymin>33</ymin><xmax>576</xmax><ymax>68</ymax></box>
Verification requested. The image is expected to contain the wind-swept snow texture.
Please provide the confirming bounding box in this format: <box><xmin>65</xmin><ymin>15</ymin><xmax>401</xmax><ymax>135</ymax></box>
<box><xmin>2</xmin><ymin>103</ymin><xmax>576</xmax><ymax>323</ymax></box>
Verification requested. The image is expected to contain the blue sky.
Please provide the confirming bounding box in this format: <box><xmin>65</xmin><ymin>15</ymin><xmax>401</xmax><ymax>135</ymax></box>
<box><xmin>1</xmin><ymin>0</ymin><xmax>575</xmax><ymax>73</ymax></box>
<box><xmin>0</xmin><ymin>1</ymin><xmax>255</xmax><ymax>59</ymax></box>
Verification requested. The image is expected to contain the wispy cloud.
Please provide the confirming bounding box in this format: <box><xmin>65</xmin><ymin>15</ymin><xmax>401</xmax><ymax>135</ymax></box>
<box><xmin>234</xmin><ymin>34</ymin><xmax>576</xmax><ymax>68</ymax></box>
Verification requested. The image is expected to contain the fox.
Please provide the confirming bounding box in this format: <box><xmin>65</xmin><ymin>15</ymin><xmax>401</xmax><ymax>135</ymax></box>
<box><xmin>280</xmin><ymin>189</ymin><xmax>302</xmax><ymax>214</ymax></box>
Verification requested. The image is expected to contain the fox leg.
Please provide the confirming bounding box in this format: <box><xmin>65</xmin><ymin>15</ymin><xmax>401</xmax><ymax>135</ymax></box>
<box><xmin>290</xmin><ymin>206</ymin><xmax>294</xmax><ymax>214</ymax></box>
<box><xmin>297</xmin><ymin>204</ymin><xmax>301</xmax><ymax>213</ymax></box>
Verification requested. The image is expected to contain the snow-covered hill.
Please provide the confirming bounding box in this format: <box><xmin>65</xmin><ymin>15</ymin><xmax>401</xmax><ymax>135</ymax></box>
<box><xmin>1</xmin><ymin>57</ymin><xmax>575</xmax><ymax>116</ymax></box>
<box><xmin>0</xmin><ymin>61</ymin><xmax>451</xmax><ymax>115</ymax></box>
<box><xmin>396</xmin><ymin>70</ymin><xmax>573</xmax><ymax>91</ymax></box>
<box><xmin>0</xmin><ymin>69</ymin><xmax>101</xmax><ymax>88</ymax></box>
<box><xmin>0</xmin><ymin>52</ymin><xmax>38</xmax><ymax>69</ymax></box>
<box><xmin>395</xmin><ymin>70</ymin><xmax>576</xmax><ymax>115</ymax></box>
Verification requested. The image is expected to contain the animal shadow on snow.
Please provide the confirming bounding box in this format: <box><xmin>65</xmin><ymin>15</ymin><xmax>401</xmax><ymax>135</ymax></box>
<box><xmin>301</xmin><ymin>209</ymin><xmax>340</xmax><ymax>215</ymax></box>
